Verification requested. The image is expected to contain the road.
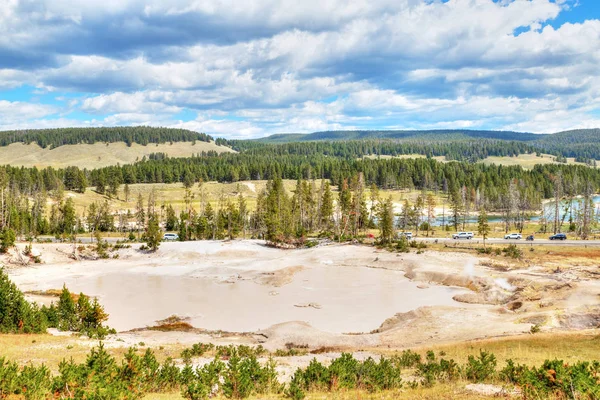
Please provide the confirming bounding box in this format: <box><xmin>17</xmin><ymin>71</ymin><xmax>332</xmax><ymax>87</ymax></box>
<box><xmin>30</xmin><ymin>235</ymin><xmax>600</xmax><ymax>247</ymax></box>
<box><xmin>416</xmin><ymin>237</ymin><xmax>600</xmax><ymax>247</ymax></box>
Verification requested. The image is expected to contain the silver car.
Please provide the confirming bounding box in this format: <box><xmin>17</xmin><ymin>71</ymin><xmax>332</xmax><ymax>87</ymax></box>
<box><xmin>162</xmin><ymin>233</ymin><xmax>179</xmax><ymax>241</ymax></box>
<box><xmin>504</xmin><ymin>233</ymin><xmax>522</xmax><ymax>240</ymax></box>
<box><xmin>452</xmin><ymin>232</ymin><xmax>474</xmax><ymax>239</ymax></box>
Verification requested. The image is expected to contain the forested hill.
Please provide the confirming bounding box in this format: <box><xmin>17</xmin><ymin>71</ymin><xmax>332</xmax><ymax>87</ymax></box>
<box><xmin>0</xmin><ymin>126</ymin><xmax>213</xmax><ymax>148</ymax></box>
<box><xmin>245</xmin><ymin>128</ymin><xmax>600</xmax><ymax>161</ymax></box>
<box><xmin>257</xmin><ymin>129</ymin><xmax>544</xmax><ymax>143</ymax></box>
<box><xmin>534</xmin><ymin>129</ymin><xmax>600</xmax><ymax>160</ymax></box>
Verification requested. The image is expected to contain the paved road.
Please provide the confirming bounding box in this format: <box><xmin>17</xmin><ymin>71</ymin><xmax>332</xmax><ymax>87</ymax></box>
<box><xmin>416</xmin><ymin>237</ymin><xmax>600</xmax><ymax>246</ymax></box>
<box><xmin>30</xmin><ymin>236</ymin><xmax>600</xmax><ymax>247</ymax></box>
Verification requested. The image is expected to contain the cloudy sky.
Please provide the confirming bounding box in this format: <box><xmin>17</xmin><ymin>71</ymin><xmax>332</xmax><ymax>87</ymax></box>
<box><xmin>0</xmin><ymin>0</ymin><xmax>599</xmax><ymax>138</ymax></box>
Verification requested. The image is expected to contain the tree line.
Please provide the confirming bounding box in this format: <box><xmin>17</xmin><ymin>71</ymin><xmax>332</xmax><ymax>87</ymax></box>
<box><xmin>224</xmin><ymin>139</ymin><xmax>535</xmax><ymax>162</ymax></box>
<box><xmin>0</xmin><ymin>126</ymin><xmax>213</xmax><ymax>149</ymax></box>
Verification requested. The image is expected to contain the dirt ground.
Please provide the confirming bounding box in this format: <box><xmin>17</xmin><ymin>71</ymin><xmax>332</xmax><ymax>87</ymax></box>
<box><xmin>3</xmin><ymin>240</ymin><xmax>598</xmax><ymax>356</ymax></box>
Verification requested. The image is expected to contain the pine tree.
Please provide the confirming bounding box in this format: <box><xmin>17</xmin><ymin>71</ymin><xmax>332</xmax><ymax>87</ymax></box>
<box><xmin>165</xmin><ymin>204</ymin><xmax>178</xmax><ymax>231</ymax></box>
<box><xmin>135</xmin><ymin>194</ymin><xmax>145</xmax><ymax>239</ymax></box>
<box><xmin>238</xmin><ymin>193</ymin><xmax>248</xmax><ymax>239</ymax></box>
<box><xmin>0</xmin><ymin>228</ymin><xmax>15</xmax><ymax>253</ymax></box>
<box><xmin>145</xmin><ymin>214</ymin><xmax>162</xmax><ymax>252</ymax></box>
<box><xmin>425</xmin><ymin>193</ymin><xmax>437</xmax><ymax>237</ymax></box>
<box><xmin>57</xmin><ymin>285</ymin><xmax>78</xmax><ymax>331</ymax></box>
<box><xmin>449</xmin><ymin>189</ymin><xmax>464</xmax><ymax>232</ymax></box>
<box><xmin>378</xmin><ymin>197</ymin><xmax>395</xmax><ymax>244</ymax></box>
<box><xmin>124</xmin><ymin>184</ymin><xmax>131</xmax><ymax>203</ymax></box>
<box><xmin>477</xmin><ymin>208</ymin><xmax>490</xmax><ymax>249</ymax></box>
<box><xmin>319</xmin><ymin>181</ymin><xmax>334</xmax><ymax>234</ymax></box>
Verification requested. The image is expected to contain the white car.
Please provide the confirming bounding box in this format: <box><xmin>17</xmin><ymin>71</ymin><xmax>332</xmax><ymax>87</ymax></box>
<box><xmin>162</xmin><ymin>233</ymin><xmax>179</xmax><ymax>241</ymax></box>
<box><xmin>504</xmin><ymin>233</ymin><xmax>522</xmax><ymax>240</ymax></box>
<box><xmin>452</xmin><ymin>232</ymin><xmax>474</xmax><ymax>240</ymax></box>
<box><xmin>398</xmin><ymin>232</ymin><xmax>413</xmax><ymax>239</ymax></box>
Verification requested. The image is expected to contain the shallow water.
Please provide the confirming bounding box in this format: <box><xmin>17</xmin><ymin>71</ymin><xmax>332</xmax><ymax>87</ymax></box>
<box><xmin>34</xmin><ymin>263</ymin><xmax>462</xmax><ymax>333</ymax></box>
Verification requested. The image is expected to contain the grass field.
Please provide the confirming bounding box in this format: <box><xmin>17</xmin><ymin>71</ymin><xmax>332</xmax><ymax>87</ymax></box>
<box><xmin>2</xmin><ymin>331</ymin><xmax>598</xmax><ymax>399</ymax></box>
<box><xmin>480</xmin><ymin>153</ymin><xmax>595</xmax><ymax>170</ymax></box>
<box><xmin>62</xmin><ymin>180</ymin><xmax>447</xmax><ymax>216</ymax></box>
<box><xmin>361</xmin><ymin>154</ymin><xmax>447</xmax><ymax>163</ymax></box>
<box><xmin>364</xmin><ymin>152</ymin><xmax>597</xmax><ymax>170</ymax></box>
<box><xmin>0</xmin><ymin>141</ymin><xmax>234</xmax><ymax>169</ymax></box>
<box><xmin>2</xmin><ymin>330</ymin><xmax>597</xmax><ymax>369</ymax></box>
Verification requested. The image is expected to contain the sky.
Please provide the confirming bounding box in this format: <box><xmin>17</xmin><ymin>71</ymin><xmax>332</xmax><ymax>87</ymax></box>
<box><xmin>0</xmin><ymin>0</ymin><xmax>599</xmax><ymax>139</ymax></box>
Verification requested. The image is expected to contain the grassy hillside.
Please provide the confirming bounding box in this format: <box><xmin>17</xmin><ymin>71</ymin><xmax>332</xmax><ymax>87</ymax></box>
<box><xmin>480</xmin><ymin>153</ymin><xmax>591</xmax><ymax>169</ymax></box>
<box><xmin>0</xmin><ymin>141</ymin><xmax>234</xmax><ymax>168</ymax></box>
<box><xmin>0</xmin><ymin>126</ymin><xmax>213</xmax><ymax>148</ymax></box>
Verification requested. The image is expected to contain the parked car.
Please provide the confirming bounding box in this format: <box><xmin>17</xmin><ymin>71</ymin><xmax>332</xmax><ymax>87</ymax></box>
<box><xmin>398</xmin><ymin>232</ymin><xmax>413</xmax><ymax>239</ymax></box>
<box><xmin>162</xmin><ymin>233</ymin><xmax>179</xmax><ymax>241</ymax></box>
<box><xmin>504</xmin><ymin>233</ymin><xmax>522</xmax><ymax>240</ymax></box>
<box><xmin>549</xmin><ymin>233</ymin><xmax>567</xmax><ymax>241</ymax></box>
<box><xmin>452</xmin><ymin>232</ymin><xmax>474</xmax><ymax>240</ymax></box>
<box><xmin>526</xmin><ymin>235</ymin><xmax>534</xmax><ymax>241</ymax></box>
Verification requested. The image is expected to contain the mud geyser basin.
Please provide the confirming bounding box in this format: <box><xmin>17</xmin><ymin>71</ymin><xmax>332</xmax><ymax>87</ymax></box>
<box><xmin>10</xmin><ymin>241</ymin><xmax>471</xmax><ymax>332</ymax></box>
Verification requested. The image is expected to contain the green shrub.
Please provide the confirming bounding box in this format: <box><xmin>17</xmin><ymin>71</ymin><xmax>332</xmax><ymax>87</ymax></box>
<box><xmin>502</xmin><ymin>244</ymin><xmax>523</xmax><ymax>259</ymax></box>
<box><xmin>465</xmin><ymin>350</ymin><xmax>497</xmax><ymax>382</ymax></box>
<box><xmin>0</xmin><ymin>228</ymin><xmax>16</xmax><ymax>254</ymax></box>
<box><xmin>19</xmin><ymin>364</ymin><xmax>52</xmax><ymax>400</ymax></box>
<box><xmin>501</xmin><ymin>359</ymin><xmax>600</xmax><ymax>399</ymax></box>
<box><xmin>222</xmin><ymin>349</ymin><xmax>274</xmax><ymax>399</ymax></box>
<box><xmin>328</xmin><ymin>353</ymin><xmax>359</xmax><ymax>390</ymax></box>
<box><xmin>394</xmin><ymin>349</ymin><xmax>421</xmax><ymax>368</ymax></box>
<box><xmin>0</xmin><ymin>268</ymin><xmax>48</xmax><ymax>333</ymax></box>
<box><xmin>395</xmin><ymin>237</ymin><xmax>409</xmax><ymax>252</ymax></box>
<box><xmin>417</xmin><ymin>351</ymin><xmax>460</xmax><ymax>387</ymax></box>
<box><xmin>476</xmin><ymin>247</ymin><xmax>492</xmax><ymax>254</ymax></box>
<box><xmin>0</xmin><ymin>357</ymin><xmax>20</xmax><ymax>397</ymax></box>
<box><xmin>357</xmin><ymin>357</ymin><xmax>403</xmax><ymax>392</ymax></box>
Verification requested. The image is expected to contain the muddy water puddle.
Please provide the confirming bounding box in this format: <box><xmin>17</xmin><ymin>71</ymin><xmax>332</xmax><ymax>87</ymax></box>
<box><xmin>29</xmin><ymin>264</ymin><xmax>463</xmax><ymax>333</ymax></box>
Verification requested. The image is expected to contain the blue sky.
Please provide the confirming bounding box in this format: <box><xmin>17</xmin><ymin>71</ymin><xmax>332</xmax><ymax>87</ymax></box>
<box><xmin>0</xmin><ymin>0</ymin><xmax>599</xmax><ymax>139</ymax></box>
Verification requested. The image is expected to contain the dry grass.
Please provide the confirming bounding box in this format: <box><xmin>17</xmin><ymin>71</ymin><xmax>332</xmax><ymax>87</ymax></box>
<box><xmin>481</xmin><ymin>153</ymin><xmax>595</xmax><ymax>170</ymax></box>
<box><xmin>362</xmin><ymin>152</ymin><xmax>598</xmax><ymax>171</ymax></box>
<box><xmin>63</xmin><ymin>180</ymin><xmax>446</xmax><ymax>216</ymax></box>
<box><xmin>143</xmin><ymin>385</ymin><xmax>494</xmax><ymax>399</ymax></box>
<box><xmin>24</xmin><ymin>288</ymin><xmax>82</xmax><ymax>301</ymax></box>
<box><xmin>0</xmin><ymin>334</ymin><xmax>184</xmax><ymax>371</ymax></box>
<box><xmin>403</xmin><ymin>330</ymin><xmax>600</xmax><ymax>367</ymax></box>
<box><xmin>3</xmin><ymin>331</ymin><xmax>599</xmax><ymax>399</ymax></box>
<box><xmin>0</xmin><ymin>141</ymin><xmax>234</xmax><ymax>169</ymax></box>
<box><xmin>63</xmin><ymin>180</ymin><xmax>300</xmax><ymax>215</ymax></box>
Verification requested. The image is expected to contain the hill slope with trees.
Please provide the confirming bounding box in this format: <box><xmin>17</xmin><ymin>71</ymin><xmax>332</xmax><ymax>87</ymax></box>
<box><xmin>0</xmin><ymin>126</ymin><xmax>213</xmax><ymax>148</ymax></box>
<box><xmin>248</xmin><ymin>128</ymin><xmax>600</xmax><ymax>161</ymax></box>
<box><xmin>0</xmin><ymin>127</ymin><xmax>234</xmax><ymax>168</ymax></box>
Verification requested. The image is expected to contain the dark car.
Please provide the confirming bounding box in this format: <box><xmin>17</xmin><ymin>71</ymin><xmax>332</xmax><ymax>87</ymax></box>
<box><xmin>549</xmin><ymin>233</ymin><xmax>567</xmax><ymax>241</ymax></box>
<box><xmin>526</xmin><ymin>235</ymin><xmax>534</xmax><ymax>241</ymax></box>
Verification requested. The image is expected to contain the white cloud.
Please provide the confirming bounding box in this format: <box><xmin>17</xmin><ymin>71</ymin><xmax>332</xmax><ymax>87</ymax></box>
<box><xmin>0</xmin><ymin>101</ymin><xmax>56</xmax><ymax>124</ymax></box>
<box><xmin>0</xmin><ymin>0</ymin><xmax>598</xmax><ymax>136</ymax></box>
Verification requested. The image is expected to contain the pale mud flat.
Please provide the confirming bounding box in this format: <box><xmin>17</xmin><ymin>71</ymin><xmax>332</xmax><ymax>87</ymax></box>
<box><xmin>5</xmin><ymin>240</ymin><xmax>599</xmax><ymax>352</ymax></box>
<box><xmin>7</xmin><ymin>241</ymin><xmax>466</xmax><ymax>333</ymax></box>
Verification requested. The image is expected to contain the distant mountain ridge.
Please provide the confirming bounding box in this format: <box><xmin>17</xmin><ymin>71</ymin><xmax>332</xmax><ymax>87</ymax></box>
<box><xmin>247</xmin><ymin>128</ymin><xmax>600</xmax><ymax>161</ymax></box>
<box><xmin>256</xmin><ymin>129</ymin><xmax>546</xmax><ymax>142</ymax></box>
